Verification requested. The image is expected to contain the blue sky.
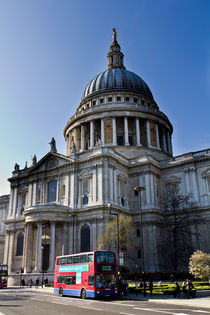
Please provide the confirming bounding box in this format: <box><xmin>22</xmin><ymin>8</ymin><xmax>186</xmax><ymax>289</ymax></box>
<box><xmin>0</xmin><ymin>0</ymin><xmax>209</xmax><ymax>195</ymax></box>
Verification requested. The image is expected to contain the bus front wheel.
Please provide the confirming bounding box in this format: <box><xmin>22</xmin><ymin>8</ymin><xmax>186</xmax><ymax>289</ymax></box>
<box><xmin>59</xmin><ymin>287</ymin><xmax>63</xmax><ymax>297</ymax></box>
<box><xmin>81</xmin><ymin>289</ymin><xmax>86</xmax><ymax>299</ymax></box>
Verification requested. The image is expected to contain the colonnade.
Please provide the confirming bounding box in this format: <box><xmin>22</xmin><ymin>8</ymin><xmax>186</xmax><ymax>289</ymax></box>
<box><xmin>66</xmin><ymin>117</ymin><xmax>173</xmax><ymax>155</ymax></box>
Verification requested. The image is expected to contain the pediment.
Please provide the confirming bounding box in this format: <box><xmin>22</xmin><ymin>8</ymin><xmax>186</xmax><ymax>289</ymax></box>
<box><xmin>78</xmin><ymin>170</ymin><xmax>92</xmax><ymax>179</ymax></box>
<box><xmin>29</xmin><ymin>153</ymin><xmax>72</xmax><ymax>173</ymax></box>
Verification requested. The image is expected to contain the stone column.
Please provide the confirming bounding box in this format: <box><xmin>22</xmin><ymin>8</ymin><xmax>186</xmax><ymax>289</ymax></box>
<box><xmin>62</xmin><ymin>222</ymin><xmax>68</xmax><ymax>255</ymax></box>
<box><xmin>8</xmin><ymin>230</ymin><xmax>14</xmax><ymax>273</ymax></box>
<box><xmin>191</xmin><ymin>168</ymin><xmax>199</xmax><ymax>202</ymax></box>
<box><xmin>73</xmin><ymin>128</ymin><xmax>77</xmax><ymax>152</ymax></box>
<box><xmin>146</xmin><ymin>120</ymin><xmax>151</xmax><ymax>147</ymax></box>
<box><xmin>3</xmin><ymin>230</ymin><xmax>10</xmax><ymax>265</ymax></box>
<box><xmin>150</xmin><ymin>173</ymin><xmax>155</xmax><ymax>207</ymax></box>
<box><xmin>162</xmin><ymin>127</ymin><xmax>167</xmax><ymax>152</ymax></box>
<box><xmin>109</xmin><ymin>166</ymin><xmax>114</xmax><ymax>201</ymax></box>
<box><xmin>90</xmin><ymin>121</ymin><xmax>94</xmax><ymax>148</ymax></box>
<box><xmin>80</xmin><ymin>125</ymin><xmax>85</xmax><ymax>152</ymax></box>
<box><xmin>156</xmin><ymin>124</ymin><xmax>160</xmax><ymax>149</ymax></box>
<box><xmin>28</xmin><ymin>183</ymin><xmax>33</xmax><ymax>207</ymax></box>
<box><xmin>145</xmin><ymin>172</ymin><xmax>151</xmax><ymax>208</ymax></box>
<box><xmin>48</xmin><ymin>220</ymin><xmax>55</xmax><ymax>272</ymax></box>
<box><xmin>24</xmin><ymin>223</ymin><xmax>32</xmax><ymax>273</ymax></box>
<box><xmin>124</xmin><ymin>117</ymin><xmax>129</xmax><ymax>145</ymax></box>
<box><xmin>136</xmin><ymin>118</ymin><xmax>141</xmax><ymax>146</ymax></box>
<box><xmin>184</xmin><ymin>169</ymin><xmax>191</xmax><ymax>195</ymax></box>
<box><xmin>112</xmin><ymin>118</ymin><xmax>117</xmax><ymax>145</ymax></box>
<box><xmin>32</xmin><ymin>182</ymin><xmax>37</xmax><ymax>206</ymax></box>
<box><xmin>167</xmin><ymin>131</ymin><xmax>172</xmax><ymax>155</ymax></box>
<box><xmin>12</xmin><ymin>188</ymin><xmax>18</xmax><ymax>217</ymax></box>
<box><xmin>101</xmin><ymin>119</ymin><xmax>104</xmax><ymax>146</ymax></box>
<box><xmin>34</xmin><ymin>222</ymin><xmax>42</xmax><ymax>272</ymax></box>
<box><xmin>8</xmin><ymin>189</ymin><xmax>14</xmax><ymax>217</ymax></box>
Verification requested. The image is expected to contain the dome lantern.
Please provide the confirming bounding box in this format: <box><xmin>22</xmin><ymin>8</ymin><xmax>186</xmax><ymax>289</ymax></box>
<box><xmin>106</xmin><ymin>28</ymin><xmax>126</xmax><ymax>70</ymax></box>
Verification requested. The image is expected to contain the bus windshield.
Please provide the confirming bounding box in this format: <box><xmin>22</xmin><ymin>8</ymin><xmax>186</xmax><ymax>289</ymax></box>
<box><xmin>95</xmin><ymin>273</ymin><xmax>117</xmax><ymax>288</ymax></box>
<box><xmin>95</xmin><ymin>252</ymin><xmax>115</xmax><ymax>263</ymax></box>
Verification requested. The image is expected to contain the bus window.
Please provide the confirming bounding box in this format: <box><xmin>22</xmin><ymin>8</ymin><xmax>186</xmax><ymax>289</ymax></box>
<box><xmin>61</xmin><ymin>257</ymin><xmax>66</xmax><ymax>265</ymax></box>
<box><xmin>58</xmin><ymin>276</ymin><xmax>65</xmax><ymax>283</ymax></box>
<box><xmin>80</xmin><ymin>255</ymin><xmax>87</xmax><ymax>263</ymax></box>
<box><xmin>73</xmin><ymin>256</ymin><xmax>80</xmax><ymax>264</ymax></box>
<box><xmin>72</xmin><ymin>276</ymin><xmax>76</xmax><ymax>285</ymax></box>
<box><xmin>67</xmin><ymin>256</ymin><xmax>73</xmax><ymax>264</ymax></box>
<box><xmin>66</xmin><ymin>276</ymin><xmax>71</xmax><ymax>285</ymax></box>
<box><xmin>88</xmin><ymin>275</ymin><xmax>94</xmax><ymax>286</ymax></box>
<box><xmin>57</xmin><ymin>258</ymin><xmax>61</xmax><ymax>265</ymax></box>
<box><xmin>88</xmin><ymin>254</ymin><xmax>93</xmax><ymax>262</ymax></box>
<box><xmin>96</xmin><ymin>252</ymin><xmax>115</xmax><ymax>263</ymax></box>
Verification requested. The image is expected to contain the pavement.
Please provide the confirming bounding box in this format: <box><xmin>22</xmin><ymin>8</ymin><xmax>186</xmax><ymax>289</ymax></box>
<box><xmin>8</xmin><ymin>286</ymin><xmax>210</xmax><ymax>310</ymax></box>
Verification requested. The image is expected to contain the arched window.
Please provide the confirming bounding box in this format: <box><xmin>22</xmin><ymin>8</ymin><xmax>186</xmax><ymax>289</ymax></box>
<box><xmin>16</xmin><ymin>232</ymin><xmax>24</xmax><ymax>256</ymax></box>
<box><xmin>81</xmin><ymin>224</ymin><xmax>90</xmax><ymax>252</ymax></box>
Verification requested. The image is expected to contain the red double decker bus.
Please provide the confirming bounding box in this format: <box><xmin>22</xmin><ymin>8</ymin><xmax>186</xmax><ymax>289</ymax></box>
<box><xmin>54</xmin><ymin>251</ymin><xmax>118</xmax><ymax>298</ymax></box>
<box><xmin>0</xmin><ymin>265</ymin><xmax>8</xmax><ymax>288</ymax></box>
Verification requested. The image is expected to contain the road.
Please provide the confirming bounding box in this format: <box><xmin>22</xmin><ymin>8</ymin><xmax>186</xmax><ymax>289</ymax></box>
<box><xmin>0</xmin><ymin>289</ymin><xmax>209</xmax><ymax>315</ymax></box>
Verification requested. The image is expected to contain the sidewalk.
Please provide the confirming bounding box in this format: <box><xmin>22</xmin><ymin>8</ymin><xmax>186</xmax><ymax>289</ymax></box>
<box><xmin>124</xmin><ymin>292</ymin><xmax>210</xmax><ymax>309</ymax></box>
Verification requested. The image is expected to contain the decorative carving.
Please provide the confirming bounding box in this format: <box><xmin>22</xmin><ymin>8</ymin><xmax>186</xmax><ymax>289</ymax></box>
<box><xmin>32</xmin><ymin>155</ymin><xmax>37</xmax><ymax>166</ymax></box>
<box><xmin>49</xmin><ymin>137</ymin><xmax>57</xmax><ymax>153</ymax></box>
<box><xmin>14</xmin><ymin>163</ymin><xmax>20</xmax><ymax>171</ymax></box>
<box><xmin>25</xmin><ymin>161</ymin><xmax>28</xmax><ymax>169</ymax></box>
<box><xmin>112</xmin><ymin>28</ymin><xmax>117</xmax><ymax>43</ymax></box>
<box><xmin>45</xmin><ymin>158</ymin><xmax>58</xmax><ymax>170</ymax></box>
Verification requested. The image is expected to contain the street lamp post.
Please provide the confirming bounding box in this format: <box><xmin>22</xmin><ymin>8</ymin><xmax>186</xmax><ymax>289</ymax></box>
<box><xmin>108</xmin><ymin>204</ymin><xmax>120</xmax><ymax>265</ymax></box>
<box><xmin>134</xmin><ymin>186</ymin><xmax>145</xmax><ymax>274</ymax></box>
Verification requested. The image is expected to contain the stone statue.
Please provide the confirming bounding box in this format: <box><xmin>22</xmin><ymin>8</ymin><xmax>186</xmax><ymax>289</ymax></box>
<box><xmin>49</xmin><ymin>137</ymin><xmax>57</xmax><ymax>153</ymax></box>
<box><xmin>112</xmin><ymin>28</ymin><xmax>117</xmax><ymax>43</ymax></box>
<box><xmin>96</xmin><ymin>138</ymin><xmax>102</xmax><ymax>147</ymax></box>
<box><xmin>14</xmin><ymin>163</ymin><xmax>20</xmax><ymax>171</ymax></box>
<box><xmin>25</xmin><ymin>161</ymin><xmax>28</xmax><ymax>169</ymax></box>
<box><xmin>32</xmin><ymin>154</ymin><xmax>37</xmax><ymax>166</ymax></box>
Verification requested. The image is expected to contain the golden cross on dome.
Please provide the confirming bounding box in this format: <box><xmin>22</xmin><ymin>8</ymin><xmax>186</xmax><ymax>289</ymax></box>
<box><xmin>112</xmin><ymin>28</ymin><xmax>117</xmax><ymax>43</ymax></box>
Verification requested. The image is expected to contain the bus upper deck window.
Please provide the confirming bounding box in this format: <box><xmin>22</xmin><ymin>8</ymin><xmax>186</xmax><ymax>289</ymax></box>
<box><xmin>67</xmin><ymin>256</ymin><xmax>73</xmax><ymax>264</ymax></box>
<box><xmin>73</xmin><ymin>256</ymin><xmax>80</xmax><ymax>264</ymax></box>
<box><xmin>80</xmin><ymin>255</ymin><xmax>87</xmax><ymax>263</ymax></box>
<box><xmin>57</xmin><ymin>258</ymin><xmax>61</xmax><ymax>265</ymax></box>
<box><xmin>61</xmin><ymin>257</ymin><xmax>66</xmax><ymax>265</ymax></box>
<box><xmin>88</xmin><ymin>254</ymin><xmax>93</xmax><ymax>263</ymax></box>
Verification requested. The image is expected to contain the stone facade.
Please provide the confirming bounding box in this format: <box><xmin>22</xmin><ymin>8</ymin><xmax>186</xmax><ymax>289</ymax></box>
<box><xmin>0</xmin><ymin>195</ymin><xmax>9</xmax><ymax>264</ymax></box>
<box><xmin>1</xmin><ymin>32</ymin><xmax>210</xmax><ymax>284</ymax></box>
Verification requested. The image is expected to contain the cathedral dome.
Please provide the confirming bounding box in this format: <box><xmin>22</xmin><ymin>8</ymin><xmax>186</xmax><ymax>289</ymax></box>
<box><xmin>81</xmin><ymin>69</ymin><xmax>154</xmax><ymax>101</ymax></box>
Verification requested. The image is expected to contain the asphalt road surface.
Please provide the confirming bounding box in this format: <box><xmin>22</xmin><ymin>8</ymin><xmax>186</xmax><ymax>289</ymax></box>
<box><xmin>0</xmin><ymin>289</ymin><xmax>209</xmax><ymax>315</ymax></box>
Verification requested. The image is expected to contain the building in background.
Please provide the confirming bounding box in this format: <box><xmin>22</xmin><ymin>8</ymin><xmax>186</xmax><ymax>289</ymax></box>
<box><xmin>1</xmin><ymin>30</ymin><xmax>210</xmax><ymax>285</ymax></box>
<box><xmin>0</xmin><ymin>195</ymin><xmax>9</xmax><ymax>264</ymax></box>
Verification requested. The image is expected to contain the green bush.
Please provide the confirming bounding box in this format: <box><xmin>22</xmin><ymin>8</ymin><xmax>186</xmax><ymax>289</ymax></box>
<box><xmin>44</xmin><ymin>283</ymin><xmax>54</xmax><ymax>287</ymax></box>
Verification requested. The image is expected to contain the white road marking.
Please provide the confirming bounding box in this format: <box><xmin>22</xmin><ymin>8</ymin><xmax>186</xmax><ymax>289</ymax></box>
<box><xmin>175</xmin><ymin>313</ymin><xmax>190</xmax><ymax>315</ymax></box>
<box><xmin>79</xmin><ymin>306</ymin><xmax>103</xmax><ymax>311</ymax></box>
<box><xmin>133</xmin><ymin>307</ymin><xmax>175</xmax><ymax>314</ymax></box>
<box><xmin>0</xmin><ymin>312</ymin><xmax>6</xmax><ymax>315</ymax></box>
<box><xmin>120</xmin><ymin>312</ymin><xmax>135</xmax><ymax>315</ymax></box>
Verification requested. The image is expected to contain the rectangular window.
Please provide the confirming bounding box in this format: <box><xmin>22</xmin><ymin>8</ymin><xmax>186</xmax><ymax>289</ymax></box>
<box><xmin>125</xmin><ymin>97</ymin><xmax>129</xmax><ymax>102</ymax></box>
<box><xmin>88</xmin><ymin>275</ymin><xmax>94</xmax><ymax>286</ymax></box>
<box><xmin>137</xmin><ymin>249</ymin><xmax>141</xmax><ymax>258</ymax></box>
<box><xmin>117</xmin><ymin>96</ymin><xmax>121</xmax><ymax>102</ymax></box>
<box><xmin>58</xmin><ymin>276</ymin><xmax>65</xmax><ymax>283</ymax></box>
<box><xmin>88</xmin><ymin>254</ymin><xmax>93</xmax><ymax>263</ymax></box>
<box><xmin>137</xmin><ymin>229</ymin><xmax>140</xmax><ymax>237</ymax></box>
<box><xmin>66</xmin><ymin>276</ymin><xmax>71</xmax><ymax>285</ymax></box>
<box><xmin>134</xmin><ymin>98</ymin><xmax>138</xmax><ymax>103</ymax></box>
<box><xmin>141</xmin><ymin>100</ymin><xmax>145</xmax><ymax>105</ymax></box>
<box><xmin>73</xmin><ymin>256</ymin><xmax>80</xmax><ymax>264</ymax></box>
<box><xmin>57</xmin><ymin>258</ymin><xmax>61</xmax><ymax>265</ymax></box>
<box><xmin>92</xmin><ymin>100</ymin><xmax>96</xmax><ymax>106</ymax></box>
<box><xmin>108</xmin><ymin>97</ymin><xmax>112</xmax><ymax>102</ymax></box>
<box><xmin>100</xmin><ymin>98</ymin><xmax>104</xmax><ymax>104</ymax></box>
<box><xmin>61</xmin><ymin>257</ymin><xmax>66</xmax><ymax>265</ymax></box>
<box><xmin>72</xmin><ymin>276</ymin><xmax>76</xmax><ymax>285</ymax></box>
<box><xmin>80</xmin><ymin>255</ymin><xmax>87</xmax><ymax>263</ymax></box>
<box><xmin>47</xmin><ymin>180</ymin><xmax>57</xmax><ymax>202</ymax></box>
<box><xmin>67</xmin><ymin>256</ymin><xmax>73</xmax><ymax>264</ymax></box>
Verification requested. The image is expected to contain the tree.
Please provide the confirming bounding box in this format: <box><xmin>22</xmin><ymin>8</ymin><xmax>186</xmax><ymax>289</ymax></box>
<box><xmin>96</xmin><ymin>214</ymin><xmax>136</xmax><ymax>266</ymax></box>
<box><xmin>189</xmin><ymin>250</ymin><xmax>210</xmax><ymax>280</ymax></box>
<box><xmin>160</xmin><ymin>189</ymin><xmax>204</xmax><ymax>271</ymax></box>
